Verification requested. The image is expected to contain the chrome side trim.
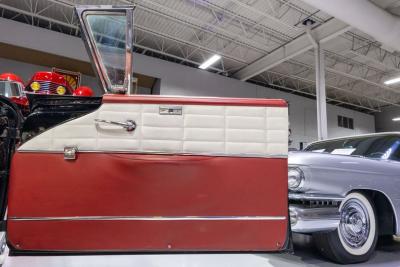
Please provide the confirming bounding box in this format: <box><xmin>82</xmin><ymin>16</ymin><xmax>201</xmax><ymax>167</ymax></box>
<box><xmin>289</xmin><ymin>193</ymin><xmax>344</xmax><ymax>201</ymax></box>
<box><xmin>16</xmin><ymin>150</ymin><xmax>288</xmax><ymax>159</ymax></box>
<box><xmin>9</xmin><ymin>215</ymin><xmax>286</xmax><ymax>222</ymax></box>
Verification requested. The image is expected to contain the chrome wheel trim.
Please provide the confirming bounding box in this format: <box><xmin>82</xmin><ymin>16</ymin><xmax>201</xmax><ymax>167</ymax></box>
<box><xmin>339</xmin><ymin>198</ymin><xmax>370</xmax><ymax>249</ymax></box>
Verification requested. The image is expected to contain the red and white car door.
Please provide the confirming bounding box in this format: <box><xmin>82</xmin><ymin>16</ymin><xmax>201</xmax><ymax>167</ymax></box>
<box><xmin>5</xmin><ymin>6</ymin><xmax>289</xmax><ymax>253</ymax></box>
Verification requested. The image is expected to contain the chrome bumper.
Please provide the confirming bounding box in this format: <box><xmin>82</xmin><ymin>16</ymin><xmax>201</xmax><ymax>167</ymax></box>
<box><xmin>289</xmin><ymin>205</ymin><xmax>341</xmax><ymax>233</ymax></box>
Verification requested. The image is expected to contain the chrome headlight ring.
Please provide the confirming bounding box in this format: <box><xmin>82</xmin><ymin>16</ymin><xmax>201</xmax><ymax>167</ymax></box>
<box><xmin>288</xmin><ymin>166</ymin><xmax>305</xmax><ymax>191</ymax></box>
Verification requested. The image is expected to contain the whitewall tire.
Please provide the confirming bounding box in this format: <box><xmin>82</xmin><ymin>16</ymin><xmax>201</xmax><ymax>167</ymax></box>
<box><xmin>313</xmin><ymin>192</ymin><xmax>378</xmax><ymax>264</ymax></box>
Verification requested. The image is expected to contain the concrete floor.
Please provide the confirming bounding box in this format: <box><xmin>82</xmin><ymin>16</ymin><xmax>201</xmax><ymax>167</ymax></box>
<box><xmin>3</xmin><ymin>235</ymin><xmax>400</xmax><ymax>267</ymax></box>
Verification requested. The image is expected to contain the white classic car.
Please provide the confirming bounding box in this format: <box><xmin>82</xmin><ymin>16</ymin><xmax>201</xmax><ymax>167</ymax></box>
<box><xmin>289</xmin><ymin>133</ymin><xmax>400</xmax><ymax>264</ymax></box>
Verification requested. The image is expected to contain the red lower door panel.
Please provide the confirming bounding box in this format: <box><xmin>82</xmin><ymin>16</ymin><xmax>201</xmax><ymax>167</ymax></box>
<box><xmin>7</xmin><ymin>152</ymin><xmax>288</xmax><ymax>252</ymax></box>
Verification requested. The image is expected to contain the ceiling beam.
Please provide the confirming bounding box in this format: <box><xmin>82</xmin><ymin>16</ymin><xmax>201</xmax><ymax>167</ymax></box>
<box><xmin>262</xmin><ymin>69</ymin><xmax>394</xmax><ymax>109</ymax></box>
<box><xmin>293</xmin><ymin>52</ymin><xmax>400</xmax><ymax>95</ymax></box>
<box><xmin>232</xmin><ymin>18</ymin><xmax>351</xmax><ymax>81</ymax></box>
<box><xmin>130</xmin><ymin>0</ymin><xmax>271</xmax><ymax>54</ymax></box>
<box><xmin>0</xmin><ymin>3</ymin><xmax>241</xmax><ymax>71</ymax></box>
<box><xmin>252</xmin><ymin>73</ymin><xmax>380</xmax><ymax>112</ymax></box>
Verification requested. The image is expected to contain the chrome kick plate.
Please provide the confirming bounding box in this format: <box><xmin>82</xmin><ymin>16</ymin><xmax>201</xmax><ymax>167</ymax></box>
<box><xmin>64</xmin><ymin>147</ymin><xmax>77</xmax><ymax>160</ymax></box>
<box><xmin>159</xmin><ymin>106</ymin><xmax>182</xmax><ymax>115</ymax></box>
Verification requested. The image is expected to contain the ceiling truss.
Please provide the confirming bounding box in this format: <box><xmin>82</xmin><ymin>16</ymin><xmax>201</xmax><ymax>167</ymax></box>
<box><xmin>0</xmin><ymin>0</ymin><xmax>399</xmax><ymax>113</ymax></box>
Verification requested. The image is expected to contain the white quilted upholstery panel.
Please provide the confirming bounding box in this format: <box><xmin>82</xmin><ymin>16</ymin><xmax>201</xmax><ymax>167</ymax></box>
<box><xmin>20</xmin><ymin>103</ymin><xmax>288</xmax><ymax>157</ymax></box>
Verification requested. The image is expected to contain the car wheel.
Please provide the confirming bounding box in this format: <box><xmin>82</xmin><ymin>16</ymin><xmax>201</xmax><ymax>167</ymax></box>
<box><xmin>313</xmin><ymin>192</ymin><xmax>378</xmax><ymax>264</ymax></box>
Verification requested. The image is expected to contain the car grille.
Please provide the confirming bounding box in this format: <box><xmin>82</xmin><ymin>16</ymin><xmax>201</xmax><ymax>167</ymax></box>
<box><xmin>290</xmin><ymin>199</ymin><xmax>340</xmax><ymax>208</ymax></box>
<box><xmin>33</xmin><ymin>81</ymin><xmax>65</xmax><ymax>95</ymax></box>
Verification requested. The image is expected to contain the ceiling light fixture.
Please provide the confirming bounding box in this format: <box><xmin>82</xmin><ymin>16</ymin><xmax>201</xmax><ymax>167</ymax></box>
<box><xmin>199</xmin><ymin>54</ymin><xmax>221</xmax><ymax>70</ymax></box>
<box><xmin>393</xmin><ymin>117</ymin><xmax>400</xmax><ymax>122</ymax></box>
<box><xmin>384</xmin><ymin>76</ymin><xmax>400</xmax><ymax>85</ymax></box>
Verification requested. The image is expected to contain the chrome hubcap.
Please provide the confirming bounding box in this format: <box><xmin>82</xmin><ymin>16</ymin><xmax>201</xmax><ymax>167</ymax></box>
<box><xmin>339</xmin><ymin>198</ymin><xmax>370</xmax><ymax>248</ymax></box>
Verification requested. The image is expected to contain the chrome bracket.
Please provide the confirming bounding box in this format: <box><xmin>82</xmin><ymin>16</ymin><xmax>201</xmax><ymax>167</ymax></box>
<box><xmin>64</xmin><ymin>147</ymin><xmax>77</xmax><ymax>160</ymax></box>
<box><xmin>159</xmin><ymin>106</ymin><xmax>182</xmax><ymax>115</ymax></box>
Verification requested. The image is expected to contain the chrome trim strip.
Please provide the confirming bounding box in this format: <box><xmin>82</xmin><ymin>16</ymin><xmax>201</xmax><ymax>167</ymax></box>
<box><xmin>9</xmin><ymin>215</ymin><xmax>286</xmax><ymax>222</ymax></box>
<box><xmin>289</xmin><ymin>193</ymin><xmax>344</xmax><ymax>201</ymax></box>
<box><xmin>16</xmin><ymin>150</ymin><xmax>288</xmax><ymax>159</ymax></box>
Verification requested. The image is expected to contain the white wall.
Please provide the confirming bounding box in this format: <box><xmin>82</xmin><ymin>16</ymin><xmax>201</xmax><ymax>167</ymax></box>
<box><xmin>375</xmin><ymin>106</ymin><xmax>400</xmax><ymax>132</ymax></box>
<box><xmin>0</xmin><ymin>17</ymin><xmax>375</xmax><ymax>149</ymax></box>
<box><xmin>0</xmin><ymin>18</ymin><xmax>88</xmax><ymax>63</ymax></box>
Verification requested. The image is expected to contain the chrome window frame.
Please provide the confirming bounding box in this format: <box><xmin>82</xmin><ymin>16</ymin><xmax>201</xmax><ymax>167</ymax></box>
<box><xmin>0</xmin><ymin>81</ymin><xmax>25</xmax><ymax>97</ymax></box>
<box><xmin>75</xmin><ymin>5</ymin><xmax>135</xmax><ymax>95</ymax></box>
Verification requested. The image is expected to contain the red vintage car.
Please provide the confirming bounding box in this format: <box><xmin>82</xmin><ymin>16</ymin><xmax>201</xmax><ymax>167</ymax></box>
<box><xmin>25</xmin><ymin>71</ymin><xmax>73</xmax><ymax>95</ymax></box>
<box><xmin>73</xmin><ymin>85</ymin><xmax>94</xmax><ymax>97</ymax></box>
<box><xmin>0</xmin><ymin>5</ymin><xmax>289</xmax><ymax>258</ymax></box>
<box><xmin>0</xmin><ymin>73</ymin><xmax>29</xmax><ymax>114</ymax></box>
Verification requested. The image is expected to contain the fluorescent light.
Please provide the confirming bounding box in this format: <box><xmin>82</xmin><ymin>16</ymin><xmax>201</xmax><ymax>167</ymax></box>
<box><xmin>384</xmin><ymin>76</ymin><xmax>400</xmax><ymax>85</ymax></box>
<box><xmin>393</xmin><ymin>117</ymin><xmax>400</xmax><ymax>121</ymax></box>
<box><xmin>199</xmin><ymin>54</ymin><xmax>221</xmax><ymax>69</ymax></box>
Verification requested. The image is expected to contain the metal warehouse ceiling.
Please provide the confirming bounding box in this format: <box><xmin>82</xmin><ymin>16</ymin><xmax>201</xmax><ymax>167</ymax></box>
<box><xmin>1</xmin><ymin>0</ymin><xmax>400</xmax><ymax>113</ymax></box>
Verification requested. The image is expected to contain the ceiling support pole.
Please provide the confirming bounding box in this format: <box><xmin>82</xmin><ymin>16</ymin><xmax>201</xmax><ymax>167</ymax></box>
<box><xmin>307</xmin><ymin>28</ymin><xmax>328</xmax><ymax>140</ymax></box>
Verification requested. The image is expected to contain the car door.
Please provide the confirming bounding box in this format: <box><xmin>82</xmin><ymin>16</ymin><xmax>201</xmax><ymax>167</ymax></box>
<box><xmin>0</xmin><ymin>96</ymin><xmax>23</xmax><ymax>228</ymax></box>
<box><xmin>6</xmin><ymin>6</ymin><xmax>289</xmax><ymax>254</ymax></box>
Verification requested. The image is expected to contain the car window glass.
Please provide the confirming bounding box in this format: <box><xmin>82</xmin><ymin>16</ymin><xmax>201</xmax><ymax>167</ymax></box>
<box><xmin>0</xmin><ymin>82</ymin><xmax>20</xmax><ymax>97</ymax></box>
<box><xmin>392</xmin><ymin>148</ymin><xmax>400</xmax><ymax>161</ymax></box>
<box><xmin>389</xmin><ymin>141</ymin><xmax>400</xmax><ymax>161</ymax></box>
<box><xmin>86</xmin><ymin>14</ymin><xmax>126</xmax><ymax>88</ymax></box>
<box><xmin>305</xmin><ymin>135</ymin><xmax>400</xmax><ymax>160</ymax></box>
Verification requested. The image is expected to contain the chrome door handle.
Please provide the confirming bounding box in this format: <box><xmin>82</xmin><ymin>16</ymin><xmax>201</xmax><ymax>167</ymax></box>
<box><xmin>95</xmin><ymin>119</ymin><xmax>137</xmax><ymax>132</ymax></box>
